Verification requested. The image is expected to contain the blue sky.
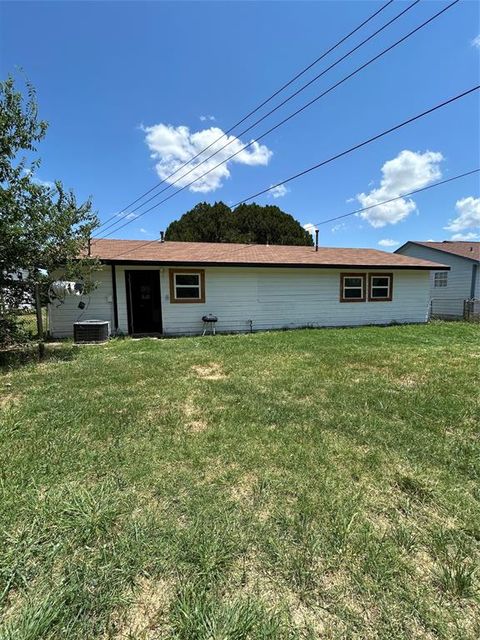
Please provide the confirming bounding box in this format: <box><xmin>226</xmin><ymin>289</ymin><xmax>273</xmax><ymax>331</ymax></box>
<box><xmin>1</xmin><ymin>0</ymin><xmax>479</xmax><ymax>249</ymax></box>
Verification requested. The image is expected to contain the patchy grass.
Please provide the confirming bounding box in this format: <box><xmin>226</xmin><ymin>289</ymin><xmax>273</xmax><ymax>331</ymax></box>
<box><xmin>0</xmin><ymin>322</ymin><xmax>479</xmax><ymax>639</ymax></box>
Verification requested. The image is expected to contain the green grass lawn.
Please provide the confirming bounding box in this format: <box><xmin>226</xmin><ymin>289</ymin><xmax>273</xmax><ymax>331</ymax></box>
<box><xmin>0</xmin><ymin>323</ymin><xmax>479</xmax><ymax>639</ymax></box>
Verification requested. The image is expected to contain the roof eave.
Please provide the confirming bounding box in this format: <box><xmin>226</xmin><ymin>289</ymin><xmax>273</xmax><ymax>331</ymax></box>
<box><xmin>98</xmin><ymin>258</ymin><xmax>449</xmax><ymax>270</ymax></box>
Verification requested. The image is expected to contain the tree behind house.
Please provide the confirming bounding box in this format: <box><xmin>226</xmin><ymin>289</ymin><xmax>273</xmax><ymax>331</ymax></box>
<box><xmin>165</xmin><ymin>201</ymin><xmax>313</xmax><ymax>246</ymax></box>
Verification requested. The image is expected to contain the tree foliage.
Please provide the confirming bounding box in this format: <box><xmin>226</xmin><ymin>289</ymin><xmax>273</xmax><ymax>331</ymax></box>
<box><xmin>0</xmin><ymin>74</ymin><xmax>99</xmax><ymax>345</ymax></box>
<box><xmin>165</xmin><ymin>201</ymin><xmax>313</xmax><ymax>246</ymax></box>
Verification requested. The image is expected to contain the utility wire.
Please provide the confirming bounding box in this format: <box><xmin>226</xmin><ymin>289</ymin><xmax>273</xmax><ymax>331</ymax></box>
<box><xmin>107</xmin><ymin>85</ymin><xmax>479</xmax><ymax>260</ymax></box>
<box><xmin>105</xmin><ymin>167</ymin><xmax>479</xmax><ymax>262</ymax></box>
<box><xmin>95</xmin><ymin>0</ymin><xmax>418</xmax><ymax>235</ymax></box>
<box><xmin>231</xmin><ymin>86</ymin><xmax>478</xmax><ymax>207</ymax></box>
<box><xmin>96</xmin><ymin>0</ymin><xmax>459</xmax><ymax>241</ymax></box>
<box><xmin>96</xmin><ymin>0</ymin><xmax>421</xmax><ymax>238</ymax></box>
<box><xmin>311</xmin><ymin>168</ymin><xmax>480</xmax><ymax>227</ymax></box>
<box><xmin>94</xmin><ymin>0</ymin><xmax>395</xmax><ymax>232</ymax></box>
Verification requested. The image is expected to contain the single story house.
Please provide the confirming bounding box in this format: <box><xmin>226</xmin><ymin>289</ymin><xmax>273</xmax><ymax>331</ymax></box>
<box><xmin>48</xmin><ymin>240</ymin><xmax>449</xmax><ymax>338</ymax></box>
<box><xmin>395</xmin><ymin>240</ymin><xmax>480</xmax><ymax>318</ymax></box>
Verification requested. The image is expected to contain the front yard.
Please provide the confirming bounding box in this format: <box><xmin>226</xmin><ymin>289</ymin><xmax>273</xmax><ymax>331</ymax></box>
<box><xmin>0</xmin><ymin>323</ymin><xmax>479</xmax><ymax>639</ymax></box>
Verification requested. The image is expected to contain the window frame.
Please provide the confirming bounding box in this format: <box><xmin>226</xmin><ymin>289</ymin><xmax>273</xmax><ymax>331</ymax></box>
<box><xmin>169</xmin><ymin>269</ymin><xmax>205</xmax><ymax>303</ymax></box>
<box><xmin>368</xmin><ymin>272</ymin><xmax>393</xmax><ymax>302</ymax></box>
<box><xmin>339</xmin><ymin>273</ymin><xmax>367</xmax><ymax>303</ymax></box>
<box><xmin>433</xmin><ymin>271</ymin><xmax>448</xmax><ymax>288</ymax></box>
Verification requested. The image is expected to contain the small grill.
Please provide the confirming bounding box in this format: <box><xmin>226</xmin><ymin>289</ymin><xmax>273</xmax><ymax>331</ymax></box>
<box><xmin>202</xmin><ymin>314</ymin><xmax>218</xmax><ymax>336</ymax></box>
<box><xmin>74</xmin><ymin>320</ymin><xmax>110</xmax><ymax>344</ymax></box>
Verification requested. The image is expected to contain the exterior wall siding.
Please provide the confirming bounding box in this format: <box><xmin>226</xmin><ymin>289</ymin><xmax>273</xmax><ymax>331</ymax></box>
<box><xmin>159</xmin><ymin>267</ymin><xmax>430</xmax><ymax>335</ymax></box>
<box><xmin>48</xmin><ymin>267</ymin><xmax>114</xmax><ymax>337</ymax></box>
<box><xmin>473</xmin><ymin>264</ymin><xmax>480</xmax><ymax>298</ymax></box>
<box><xmin>396</xmin><ymin>243</ymin><xmax>477</xmax><ymax>318</ymax></box>
<box><xmin>49</xmin><ymin>265</ymin><xmax>431</xmax><ymax>338</ymax></box>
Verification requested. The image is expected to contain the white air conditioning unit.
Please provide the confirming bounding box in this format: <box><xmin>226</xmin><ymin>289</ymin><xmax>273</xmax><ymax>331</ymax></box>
<box><xmin>73</xmin><ymin>320</ymin><xmax>110</xmax><ymax>344</ymax></box>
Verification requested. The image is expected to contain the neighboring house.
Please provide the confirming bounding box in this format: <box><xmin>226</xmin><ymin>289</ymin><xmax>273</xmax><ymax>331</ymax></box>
<box><xmin>48</xmin><ymin>240</ymin><xmax>448</xmax><ymax>338</ymax></box>
<box><xmin>0</xmin><ymin>269</ymin><xmax>34</xmax><ymax>310</ymax></box>
<box><xmin>395</xmin><ymin>241</ymin><xmax>480</xmax><ymax>319</ymax></box>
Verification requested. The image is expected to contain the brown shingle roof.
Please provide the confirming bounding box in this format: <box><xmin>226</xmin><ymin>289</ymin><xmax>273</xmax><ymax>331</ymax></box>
<box><xmin>405</xmin><ymin>241</ymin><xmax>480</xmax><ymax>262</ymax></box>
<box><xmin>88</xmin><ymin>239</ymin><xmax>448</xmax><ymax>269</ymax></box>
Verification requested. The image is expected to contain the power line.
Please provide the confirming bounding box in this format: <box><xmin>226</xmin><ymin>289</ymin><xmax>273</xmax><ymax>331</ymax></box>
<box><xmin>311</xmin><ymin>168</ymin><xmax>480</xmax><ymax>227</ymax></box>
<box><xmin>96</xmin><ymin>0</ymin><xmax>422</xmax><ymax>238</ymax></box>
<box><xmin>95</xmin><ymin>0</ymin><xmax>418</xmax><ymax>235</ymax></box>
<box><xmin>231</xmin><ymin>86</ymin><xmax>478</xmax><ymax>207</ymax></box>
<box><xmin>105</xmin><ymin>167</ymin><xmax>479</xmax><ymax>262</ymax></box>
<box><xmin>94</xmin><ymin>0</ymin><xmax>395</xmax><ymax>233</ymax></box>
<box><xmin>107</xmin><ymin>85</ymin><xmax>479</xmax><ymax>260</ymax></box>
<box><xmin>96</xmin><ymin>0</ymin><xmax>460</xmax><ymax>240</ymax></box>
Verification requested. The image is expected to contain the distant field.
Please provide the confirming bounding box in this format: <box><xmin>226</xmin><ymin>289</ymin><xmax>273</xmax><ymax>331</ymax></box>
<box><xmin>0</xmin><ymin>322</ymin><xmax>479</xmax><ymax>639</ymax></box>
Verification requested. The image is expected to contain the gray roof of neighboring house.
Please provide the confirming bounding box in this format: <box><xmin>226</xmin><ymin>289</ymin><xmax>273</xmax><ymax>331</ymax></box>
<box><xmin>396</xmin><ymin>241</ymin><xmax>480</xmax><ymax>263</ymax></box>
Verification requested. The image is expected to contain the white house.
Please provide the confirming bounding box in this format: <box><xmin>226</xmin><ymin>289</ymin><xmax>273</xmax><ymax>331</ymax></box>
<box><xmin>1</xmin><ymin>269</ymin><xmax>34</xmax><ymax>311</ymax></box>
<box><xmin>48</xmin><ymin>240</ymin><xmax>449</xmax><ymax>338</ymax></box>
<box><xmin>395</xmin><ymin>241</ymin><xmax>480</xmax><ymax>318</ymax></box>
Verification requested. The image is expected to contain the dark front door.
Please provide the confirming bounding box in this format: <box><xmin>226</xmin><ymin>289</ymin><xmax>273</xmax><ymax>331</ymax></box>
<box><xmin>126</xmin><ymin>270</ymin><xmax>162</xmax><ymax>334</ymax></box>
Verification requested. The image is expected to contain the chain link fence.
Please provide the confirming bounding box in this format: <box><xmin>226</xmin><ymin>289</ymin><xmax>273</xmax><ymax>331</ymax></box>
<box><xmin>14</xmin><ymin>307</ymin><xmax>48</xmax><ymax>338</ymax></box>
<box><xmin>463</xmin><ymin>299</ymin><xmax>480</xmax><ymax>322</ymax></box>
<box><xmin>1</xmin><ymin>278</ymin><xmax>48</xmax><ymax>346</ymax></box>
<box><xmin>430</xmin><ymin>297</ymin><xmax>480</xmax><ymax>322</ymax></box>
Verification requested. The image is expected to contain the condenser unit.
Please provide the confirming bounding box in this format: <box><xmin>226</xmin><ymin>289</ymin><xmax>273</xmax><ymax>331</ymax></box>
<box><xmin>73</xmin><ymin>320</ymin><xmax>110</xmax><ymax>344</ymax></box>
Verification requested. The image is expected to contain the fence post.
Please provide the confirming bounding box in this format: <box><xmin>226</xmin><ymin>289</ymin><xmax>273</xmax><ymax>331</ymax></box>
<box><xmin>34</xmin><ymin>283</ymin><xmax>45</xmax><ymax>359</ymax></box>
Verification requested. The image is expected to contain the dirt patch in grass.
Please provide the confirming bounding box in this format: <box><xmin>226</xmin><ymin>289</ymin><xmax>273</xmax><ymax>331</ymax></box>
<box><xmin>112</xmin><ymin>575</ymin><xmax>174</xmax><ymax>639</ymax></box>
<box><xmin>188</xmin><ymin>418</ymin><xmax>208</xmax><ymax>433</ymax></box>
<box><xmin>413</xmin><ymin>550</ymin><xmax>436</xmax><ymax>581</ymax></box>
<box><xmin>0</xmin><ymin>390</ymin><xmax>22</xmax><ymax>409</ymax></box>
<box><xmin>395</xmin><ymin>373</ymin><xmax>427</xmax><ymax>388</ymax></box>
<box><xmin>191</xmin><ymin>362</ymin><xmax>226</xmax><ymax>380</ymax></box>
<box><xmin>230</xmin><ymin>472</ymin><xmax>258</xmax><ymax>503</ymax></box>
<box><xmin>182</xmin><ymin>394</ymin><xmax>208</xmax><ymax>432</ymax></box>
<box><xmin>227</xmin><ymin>552</ymin><xmax>333</xmax><ymax>636</ymax></box>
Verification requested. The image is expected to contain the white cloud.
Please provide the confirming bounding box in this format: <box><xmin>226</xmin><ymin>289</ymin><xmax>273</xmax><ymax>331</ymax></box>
<box><xmin>450</xmin><ymin>232</ymin><xmax>479</xmax><ymax>241</ymax></box>
<box><xmin>269</xmin><ymin>184</ymin><xmax>288</xmax><ymax>198</ymax></box>
<box><xmin>117</xmin><ymin>212</ymin><xmax>138</xmax><ymax>220</ymax></box>
<box><xmin>356</xmin><ymin>150</ymin><xmax>443</xmax><ymax>228</ymax></box>
<box><xmin>472</xmin><ymin>34</ymin><xmax>480</xmax><ymax>48</ymax></box>
<box><xmin>444</xmin><ymin>196</ymin><xmax>480</xmax><ymax>232</ymax></box>
<box><xmin>33</xmin><ymin>177</ymin><xmax>54</xmax><ymax>189</ymax></box>
<box><xmin>24</xmin><ymin>170</ymin><xmax>54</xmax><ymax>189</ymax></box>
<box><xmin>303</xmin><ymin>223</ymin><xmax>318</xmax><ymax>238</ymax></box>
<box><xmin>143</xmin><ymin>123</ymin><xmax>272</xmax><ymax>193</ymax></box>
<box><xmin>23</xmin><ymin>168</ymin><xmax>54</xmax><ymax>189</ymax></box>
<box><xmin>378</xmin><ymin>238</ymin><xmax>400</xmax><ymax>247</ymax></box>
<box><xmin>331</xmin><ymin>222</ymin><xmax>346</xmax><ymax>233</ymax></box>
<box><xmin>200</xmin><ymin>115</ymin><xmax>216</xmax><ymax>122</ymax></box>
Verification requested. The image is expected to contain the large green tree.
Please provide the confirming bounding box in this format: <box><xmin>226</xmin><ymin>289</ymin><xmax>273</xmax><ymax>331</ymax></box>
<box><xmin>0</xmin><ymin>75</ymin><xmax>99</xmax><ymax>345</ymax></box>
<box><xmin>165</xmin><ymin>201</ymin><xmax>313</xmax><ymax>246</ymax></box>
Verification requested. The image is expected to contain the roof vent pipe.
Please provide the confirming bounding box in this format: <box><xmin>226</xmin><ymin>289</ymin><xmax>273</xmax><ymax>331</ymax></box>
<box><xmin>160</xmin><ymin>231</ymin><xmax>165</xmax><ymax>242</ymax></box>
<box><xmin>315</xmin><ymin>229</ymin><xmax>319</xmax><ymax>252</ymax></box>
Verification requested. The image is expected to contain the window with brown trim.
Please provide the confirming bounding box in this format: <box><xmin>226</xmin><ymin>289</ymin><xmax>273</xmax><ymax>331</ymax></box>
<box><xmin>368</xmin><ymin>273</ymin><xmax>393</xmax><ymax>301</ymax></box>
<box><xmin>340</xmin><ymin>273</ymin><xmax>366</xmax><ymax>302</ymax></box>
<box><xmin>169</xmin><ymin>269</ymin><xmax>205</xmax><ymax>303</ymax></box>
